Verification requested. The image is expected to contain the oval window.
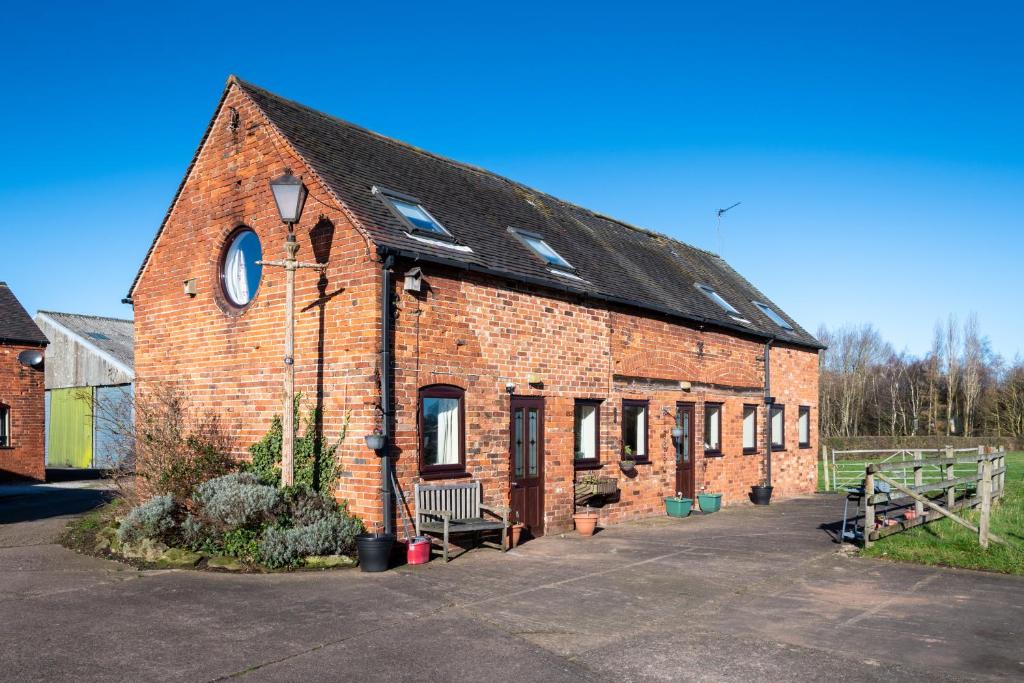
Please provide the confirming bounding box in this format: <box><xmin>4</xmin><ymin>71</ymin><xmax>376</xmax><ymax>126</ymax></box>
<box><xmin>221</xmin><ymin>229</ymin><xmax>263</xmax><ymax>307</ymax></box>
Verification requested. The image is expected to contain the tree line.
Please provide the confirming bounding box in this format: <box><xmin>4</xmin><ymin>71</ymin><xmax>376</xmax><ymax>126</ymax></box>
<box><xmin>818</xmin><ymin>314</ymin><xmax>1024</xmax><ymax>440</ymax></box>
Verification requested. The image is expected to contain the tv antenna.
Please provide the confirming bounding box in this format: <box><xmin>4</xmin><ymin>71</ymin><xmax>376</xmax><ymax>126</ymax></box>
<box><xmin>716</xmin><ymin>201</ymin><xmax>741</xmax><ymax>255</ymax></box>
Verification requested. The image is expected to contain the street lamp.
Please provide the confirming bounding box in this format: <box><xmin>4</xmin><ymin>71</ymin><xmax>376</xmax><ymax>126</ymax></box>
<box><xmin>263</xmin><ymin>169</ymin><xmax>322</xmax><ymax>487</ymax></box>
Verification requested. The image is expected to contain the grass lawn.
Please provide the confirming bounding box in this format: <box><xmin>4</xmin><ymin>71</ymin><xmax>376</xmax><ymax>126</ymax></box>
<box><xmin>861</xmin><ymin>451</ymin><xmax>1024</xmax><ymax>574</ymax></box>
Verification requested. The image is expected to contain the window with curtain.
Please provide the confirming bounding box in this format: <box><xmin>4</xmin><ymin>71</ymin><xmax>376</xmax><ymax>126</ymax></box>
<box><xmin>418</xmin><ymin>385</ymin><xmax>465</xmax><ymax>474</ymax></box>
<box><xmin>574</xmin><ymin>400</ymin><xmax>601</xmax><ymax>466</ymax></box>
<box><xmin>704</xmin><ymin>403</ymin><xmax>722</xmax><ymax>455</ymax></box>
<box><xmin>621</xmin><ymin>400</ymin><xmax>648</xmax><ymax>461</ymax></box>
<box><xmin>743</xmin><ymin>404</ymin><xmax>757</xmax><ymax>454</ymax></box>
<box><xmin>770</xmin><ymin>404</ymin><xmax>785</xmax><ymax>450</ymax></box>
<box><xmin>798</xmin><ymin>406</ymin><xmax>811</xmax><ymax>448</ymax></box>
<box><xmin>220</xmin><ymin>228</ymin><xmax>263</xmax><ymax>307</ymax></box>
<box><xmin>0</xmin><ymin>403</ymin><xmax>9</xmax><ymax>447</ymax></box>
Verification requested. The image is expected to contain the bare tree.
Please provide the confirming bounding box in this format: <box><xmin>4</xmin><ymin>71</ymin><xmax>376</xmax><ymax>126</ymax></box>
<box><xmin>944</xmin><ymin>314</ymin><xmax>961</xmax><ymax>435</ymax></box>
<box><xmin>962</xmin><ymin>313</ymin><xmax>983</xmax><ymax>436</ymax></box>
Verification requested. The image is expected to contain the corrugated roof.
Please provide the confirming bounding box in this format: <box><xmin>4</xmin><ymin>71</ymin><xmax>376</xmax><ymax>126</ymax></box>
<box><xmin>0</xmin><ymin>282</ymin><xmax>48</xmax><ymax>346</ymax></box>
<box><xmin>36</xmin><ymin>312</ymin><xmax>133</xmax><ymax>371</ymax></box>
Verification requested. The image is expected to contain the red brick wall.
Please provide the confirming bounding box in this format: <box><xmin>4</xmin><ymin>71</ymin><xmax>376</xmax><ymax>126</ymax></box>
<box><xmin>0</xmin><ymin>343</ymin><xmax>46</xmax><ymax>481</ymax></box>
<box><xmin>390</xmin><ymin>267</ymin><xmax>819</xmax><ymax>532</ymax></box>
<box><xmin>132</xmin><ymin>83</ymin><xmax>384</xmax><ymax>522</ymax></box>
<box><xmin>133</xmin><ymin>82</ymin><xmax>820</xmax><ymax>532</ymax></box>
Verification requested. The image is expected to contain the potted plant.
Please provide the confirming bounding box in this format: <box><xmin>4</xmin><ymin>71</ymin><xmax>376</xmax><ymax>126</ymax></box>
<box><xmin>572</xmin><ymin>506</ymin><xmax>599</xmax><ymax>536</ymax></box>
<box><xmin>697</xmin><ymin>491</ymin><xmax>722</xmax><ymax>513</ymax></box>
<box><xmin>664</xmin><ymin>492</ymin><xmax>693</xmax><ymax>517</ymax></box>
<box><xmin>751</xmin><ymin>482</ymin><xmax>773</xmax><ymax>505</ymax></box>
<box><xmin>508</xmin><ymin>511</ymin><xmax>525</xmax><ymax>549</ymax></box>
<box><xmin>620</xmin><ymin>445</ymin><xmax>636</xmax><ymax>473</ymax></box>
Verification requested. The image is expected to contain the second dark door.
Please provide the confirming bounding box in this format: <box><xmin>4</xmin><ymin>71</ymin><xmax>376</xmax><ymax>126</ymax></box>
<box><xmin>675</xmin><ymin>402</ymin><xmax>695</xmax><ymax>499</ymax></box>
<box><xmin>510</xmin><ymin>397</ymin><xmax>545</xmax><ymax>537</ymax></box>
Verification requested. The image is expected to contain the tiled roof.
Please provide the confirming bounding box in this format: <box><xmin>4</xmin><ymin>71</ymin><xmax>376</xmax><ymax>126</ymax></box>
<box><xmin>132</xmin><ymin>77</ymin><xmax>822</xmax><ymax>350</ymax></box>
<box><xmin>35</xmin><ymin>311</ymin><xmax>133</xmax><ymax>371</ymax></box>
<box><xmin>0</xmin><ymin>282</ymin><xmax>48</xmax><ymax>346</ymax></box>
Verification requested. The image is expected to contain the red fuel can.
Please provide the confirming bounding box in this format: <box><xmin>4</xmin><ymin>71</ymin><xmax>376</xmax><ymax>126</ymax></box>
<box><xmin>406</xmin><ymin>536</ymin><xmax>431</xmax><ymax>565</ymax></box>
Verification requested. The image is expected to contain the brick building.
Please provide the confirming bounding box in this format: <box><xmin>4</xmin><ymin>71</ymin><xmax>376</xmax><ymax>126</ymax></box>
<box><xmin>128</xmin><ymin>77</ymin><xmax>823</xmax><ymax>534</ymax></box>
<box><xmin>0</xmin><ymin>282</ymin><xmax>49</xmax><ymax>481</ymax></box>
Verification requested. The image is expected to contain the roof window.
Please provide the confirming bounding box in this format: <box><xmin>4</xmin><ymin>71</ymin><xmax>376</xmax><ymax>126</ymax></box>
<box><xmin>508</xmin><ymin>227</ymin><xmax>574</xmax><ymax>271</ymax></box>
<box><xmin>86</xmin><ymin>332</ymin><xmax>110</xmax><ymax>341</ymax></box>
<box><xmin>753</xmin><ymin>301</ymin><xmax>794</xmax><ymax>330</ymax></box>
<box><xmin>695</xmin><ymin>283</ymin><xmax>739</xmax><ymax>315</ymax></box>
<box><xmin>373</xmin><ymin>186</ymin><xmax>452</xmax><ymax>238</ymax></box>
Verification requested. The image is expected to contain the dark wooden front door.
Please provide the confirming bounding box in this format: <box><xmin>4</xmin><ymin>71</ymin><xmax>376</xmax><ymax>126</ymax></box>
<box><xmin>675</xmin><ymin>402</ymin><xmax>695</xmax><ymax>499</ymax></box>
<box><xmin>510</xmin><ymin>397</ymin><xmax>545</xmax><ymax>537</ymax></box>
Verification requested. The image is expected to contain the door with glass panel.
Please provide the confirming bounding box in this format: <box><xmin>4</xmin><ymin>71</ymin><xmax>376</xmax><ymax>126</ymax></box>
<box><xmin>510</xmin><ymin>397</ymin><xmax>545</xmax><ymax>537</ymax></box>
<box><xmin>675</xmin><ymin>403</ymin><xmax>695</xmax><ymax>499</ymax></box>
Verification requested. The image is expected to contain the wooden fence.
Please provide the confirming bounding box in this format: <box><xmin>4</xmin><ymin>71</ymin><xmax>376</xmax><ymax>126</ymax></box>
<box><xmin>822</xmin><ymin>446</ymin><xmax>980</xmax><ymax>492</ymax></box>
<box><xmin>860</xmin><ymin>447</ymin><xmax>1007</xmax><ymax>549</ymax></box>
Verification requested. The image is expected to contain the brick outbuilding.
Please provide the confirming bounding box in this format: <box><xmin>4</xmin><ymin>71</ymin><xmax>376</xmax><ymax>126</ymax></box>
<box><xmin>128</xmin><ymin>77</ymin><xmax>823</xmax><ymax>534</ymax></box>
<box><xmin>0</xmin><ymin>282</ymin><xmax>48</xmax><ymax>481</ymax></box>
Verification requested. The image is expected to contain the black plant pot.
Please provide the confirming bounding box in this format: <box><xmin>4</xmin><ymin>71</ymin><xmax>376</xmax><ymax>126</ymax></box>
<box><xmin>355</xmin><ymin>533</ymin><xmax>395</xmax><ymax>572</ymax></box>
<box><xmin>751</xmin><ymin>485</ymin><xmax>773</xmax><ymax>506</ymax></box>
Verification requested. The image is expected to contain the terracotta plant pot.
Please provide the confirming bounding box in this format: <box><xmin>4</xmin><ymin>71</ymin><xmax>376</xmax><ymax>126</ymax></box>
<box><xmin>509</xmin><ymin>523</ymin><xmax>525</xmax><ymax>548</ymax></box>
<box><xmin>573</xmin><ymin>511</ymin><xmax>599</xmax><ymax>536</ymax></box>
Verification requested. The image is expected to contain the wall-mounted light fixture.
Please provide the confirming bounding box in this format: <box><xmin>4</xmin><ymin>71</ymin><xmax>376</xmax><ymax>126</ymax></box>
<box><xmin>679</xmin><ymin>381</ymin><xmax>692</xmax><ymax>391</ymax></box>
<box><xmin>505</xmin><ymin>381</ymin><xmax>516</xmax><ymax>394</ymax></box>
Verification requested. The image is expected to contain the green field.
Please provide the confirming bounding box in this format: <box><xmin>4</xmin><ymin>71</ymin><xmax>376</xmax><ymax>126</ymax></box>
<box><xmin>859</xmin><ymin>451</ymin><xmax>1024</xmax><ymax>574</ymax></box>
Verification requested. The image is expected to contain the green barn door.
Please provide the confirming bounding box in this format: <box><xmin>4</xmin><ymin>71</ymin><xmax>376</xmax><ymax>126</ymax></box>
<box><xmin>47</xmin><ymin>388</ymin><xmax>94</xmax><ymax>468</ymax></box>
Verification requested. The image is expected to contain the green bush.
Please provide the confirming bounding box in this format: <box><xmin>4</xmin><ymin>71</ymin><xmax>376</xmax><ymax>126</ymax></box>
<box><xmin>259</xmin><ymin>511</ymin><xmax>363</xmax><ymax>568</ymax></box>
<box><xmin>193</xmin><ymin>472</ymin><xmax>279</xmax><ymax>529</ymax></box>
<box><xmin>222</xmin><ymin>528</ymin><xmax>262</xmax><ymax>563</ymax></box>
<box><xmin>246</xmin><ymin>398</ymin><xmax>346</xmax><ymax>496</ymax></box>
<box><xmin>117</xmin><ymin>495</ymin><xmax>179</xmax><ymax>545</ymax></box>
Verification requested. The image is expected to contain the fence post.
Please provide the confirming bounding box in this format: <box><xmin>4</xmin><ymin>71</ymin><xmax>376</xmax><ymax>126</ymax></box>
<box><xmin>913</xmin><ymin>450</ymin><xmax>923</xmax><ymax>518</ymax></box>
<box><xmin>821</xmin><ymin>445</ymin><xmax>830</xmax><ymax>491</ymax></box>
<box><xmin>976</xmin><ymin>446</ymin><xmax>984</xmax><ymax>504</ymax></box>
<box><xmin>945</xmin><ymin>446</ymin><xmax>955</xmax><ymax>510</ymax></box>
<box><xmin>980</xmin><ymin>457</ymin><xmax>993</xmax><ymax>549</ymax></box>
<box><xmin>998</xmin><ymin>449</ymin><xmax>1006</xmax><ymax>499</ymax></box>
<box><xmin>864</xmin><ymin>468</ymin><xmax>875</xmax><ymax>549</ymax></box>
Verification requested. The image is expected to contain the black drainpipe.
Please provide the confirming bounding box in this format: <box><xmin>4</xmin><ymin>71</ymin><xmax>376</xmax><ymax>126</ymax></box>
<box><xmin>763</xmin><ymin>338</ymin><xmax>775</xmax><ymax>486</ymax></box>
<box><xmin>379</xmin><ymin>251</ymin><xmax>396</xmax><ymax>536</ymax></box>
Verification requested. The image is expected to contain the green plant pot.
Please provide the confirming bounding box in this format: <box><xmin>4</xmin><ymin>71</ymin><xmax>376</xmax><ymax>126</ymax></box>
<box><xmin>664</xmin><ymin>497</ymin><xmax>693</xmax><ymax>517</ymax></box>
<box><xmin>697</xmin><ymin>493</ymin><xmax>722</xmax><ymax>513</ymax></box>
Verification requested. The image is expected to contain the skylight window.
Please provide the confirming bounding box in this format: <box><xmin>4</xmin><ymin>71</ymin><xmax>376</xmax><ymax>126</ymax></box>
<box><xmin>695</xmin><ymin>284</ymin><xmax>739</xmax><ymax>315</ymax></box>
<box><xmin>508</xmin><ymin>227</ymin><xmax>574</xmax><ymax>271</ymax></box>
<box><xmin>86</xmin><ymin>332</ymin><xmax>110</xmax><ymax>341</ymax></box>
<box><xmin>753</xmin><ymin>301</ymin><xmax>794</xmax><ymax>330</ymax></box>
<box><xmin>373</xmin><ymin>186</ymin><xmax>452</xmax><ymax>238</ymax></box>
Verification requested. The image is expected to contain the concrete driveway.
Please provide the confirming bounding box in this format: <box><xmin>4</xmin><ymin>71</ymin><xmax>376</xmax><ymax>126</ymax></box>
<box><xmin>1</xmin><ymin>484</ymin><xmax>1021</xmax><ymax>682</ymax></box>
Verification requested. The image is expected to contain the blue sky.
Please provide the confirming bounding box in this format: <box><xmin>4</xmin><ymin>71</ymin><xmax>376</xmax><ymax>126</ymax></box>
<box><xmin>1</xmin><ymin>2</ymin><xmax>1021</xmax><ymax>358</ymax></box>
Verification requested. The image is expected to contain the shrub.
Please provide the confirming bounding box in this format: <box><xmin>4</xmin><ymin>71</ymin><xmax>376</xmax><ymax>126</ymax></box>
<box><xmin>247</xmin><ymin>398</ymin><xmax>346</xmax><ymax>496</ymax></box>
<box><xmin>193</xmin><ymin>473</ymin><xmax>279</xmax><ymax>530</ymax></box>
<box><xmin>117</xmin><ymin>495</ymin><xmax>179</xmax><ymax>545</ymax></box>
<box><xmin>259</xmin><ymin>508</ymin><xmax>363</xmax><ymax>568</ymax></box>
<box><xmin>222</xmin><ymin>528</ymin><xmax>262</xmax><ymax>563</ymax></box>
<box><xmin>105</xmin><ymin>383</ymin><xmax>236</xmax><ymax>505</ymax></box>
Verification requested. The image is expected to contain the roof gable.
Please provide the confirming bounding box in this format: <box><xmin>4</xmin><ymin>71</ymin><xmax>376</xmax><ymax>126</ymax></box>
<box><xmin>0</xmin><ymin>282</ymin><xmax>48</xmax><ymax>346</ymax></box>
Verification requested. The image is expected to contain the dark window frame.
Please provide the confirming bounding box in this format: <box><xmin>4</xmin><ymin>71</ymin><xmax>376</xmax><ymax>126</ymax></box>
<box><xmin>742</xmin><ymin>403</ymin><xmax>759</xmax><ymax>455</ymax></box>
<box><xmin>373</xmin><ymin>185</ymin><xmax>455</xmax><ymax>242</ymax></box>
<box><xmin>417</xmin><ymin>384</ymin><xmax>467</xmax><ymax>478</ymax></box>
<box><xmin>0</xmin><ymin>402</ymin><xmax>10</xmax><ymax>448</ymax></box>
<box><xmin>573</xmin><ymin>399</ymin><xmax>603</xmax><ymax>470</ymax></box>
<box><xmin>703</xmin><ymin>402</ymin><xmax>723</xmax><ymax>457</ymax></box>
<box><xmin>770</xmin><ymin>403</ymin><xmax>786</xmax><ymax>451</ymax></box>
<box><xmin>507</xmin><ymin>226</ymin><xmax>576</xmax><ymax>273</ymax></box>
<box><xmin>621</xmin><ymin>399</ymin><xmax>650</xmax><ymax>463</ymax></box>
<box><xmin>798</xmin><ymin>405</ymin><xmax>811</xmax><ymax>449</ymax></box>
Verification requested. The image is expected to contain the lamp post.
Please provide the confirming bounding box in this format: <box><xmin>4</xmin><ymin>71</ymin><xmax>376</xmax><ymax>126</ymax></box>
<box><xmin>261</xmin><ymin>169</ymin><xmax>325</xmax><ymax>487</ymax></box>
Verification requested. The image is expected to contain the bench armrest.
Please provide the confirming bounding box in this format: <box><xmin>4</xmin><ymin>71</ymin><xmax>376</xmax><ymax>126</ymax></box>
<box><xmin>479</xmin><ymin>505</ymin><xmax>510</xmax><ymax>521</ymax></box>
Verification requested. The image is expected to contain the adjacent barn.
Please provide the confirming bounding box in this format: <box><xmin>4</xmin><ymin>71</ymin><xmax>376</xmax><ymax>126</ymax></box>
<box><xmin>33</xmin><ymin>312</ymin><xmax>134</xmax><ymax>471</ymax></box>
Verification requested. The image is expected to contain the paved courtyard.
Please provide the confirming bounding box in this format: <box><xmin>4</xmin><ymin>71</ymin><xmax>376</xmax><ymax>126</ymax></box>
<box><xmin>1</xmin><ymin>483</ymin><xmax>1021</xmax><ymax>682</ymax></box>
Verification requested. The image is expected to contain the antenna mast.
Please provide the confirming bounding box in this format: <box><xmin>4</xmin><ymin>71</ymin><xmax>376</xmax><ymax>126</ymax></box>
<box><xmin>716</xmin><ymin>201</ymin><xmax>742</xmax><ymax>255</ymax></box>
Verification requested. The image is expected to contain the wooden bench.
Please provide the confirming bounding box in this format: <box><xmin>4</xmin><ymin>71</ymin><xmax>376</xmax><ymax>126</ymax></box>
<box><xmin>414</xmin><ymin>481</ymin><xmax>509</xmax><ymax>562</ymax></box>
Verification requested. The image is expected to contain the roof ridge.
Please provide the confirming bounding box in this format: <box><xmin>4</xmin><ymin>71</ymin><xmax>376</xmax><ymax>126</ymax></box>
<box><xmin>235</xmin><ymin>78</ymin><xmax>721</xmax><ymax>257</ymax></box>
<box><xmin>38</xmin><ymin>310</ymin><xmax>133</xmax><ymax>324</ymax></box>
